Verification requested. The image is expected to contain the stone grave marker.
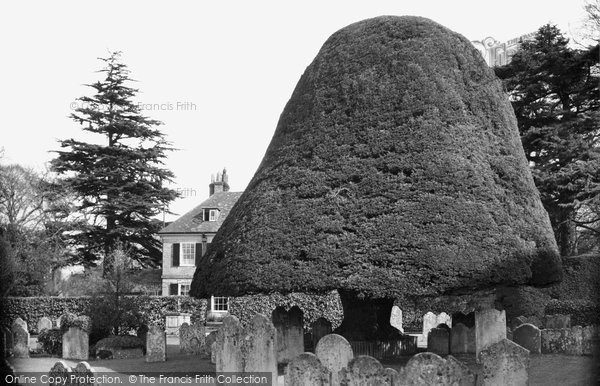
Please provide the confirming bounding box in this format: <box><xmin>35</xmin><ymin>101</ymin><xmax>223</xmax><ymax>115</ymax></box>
<box><xmin>216</xmin><ymin>316</ymin><xmax>244</xmax><ymax>372</ymax></box>
<box><xmin>145</xmin><ymin>324</ymin><xmax>166</xmax><ymax>362</ymax></box>
<box><xmin>190</xmin><ymin>323</ymin><xmax>207</xmax><ymax>355</ymax></box>
<box><xmin>544</xmin><ymin>314</ymin><xmax>571</xmax><ymax>329</ymax></box>
<box><xmin>74</xmin><ymin>361</ymin><xmax>96</xmax><ymax>386</ymax></box>
<box><xmin>422</xmin><ymin>312</ymin><xmax>437</xmax><ymax>341</ymax></box>
<box><xmin>390</xmin><ymin>306</ymin><xmax>404</xmax><ymax>333</ymax></box>
<box><xmin>210</xmin><ymin>341</ymin><xmax>217</xmax><ymax>364</ymax></box>
<box><xmin>383</xmin><ymin>367</ymin><xmax>399</xmax><ymax>385</ymax></box>
<box><xmin>12</xmin><ymin>318</ymin><xmax>29</xmax><ymax>358</ymax></box>
<box><xmin>243</xmin><ymin>313</ymin><xmax>278</xmax><ymax>379</ymax></box>
<box><xmin>284</xmin><ymin>352</ymin><xmax>329</xmax><ymax>386</ymax></box>
<box><xmin>582</xmin><ymin>325</ymin><xmax>599</xmax><ymax>356</ymax></box>
<box><xmin>475</xmin><ymin>309</ymin><xmax>506</xmax><ymax>361</ymax></box>
<box><xmin>311</xmin><ymin>317</ymin><xmax>332</xmax><ymax>348</ymax></box>
<box><xmin>272</xmin><ymin>306</ymin><xmax>304</xmax><ymax>364</ymax></box>
<box><xmin>48</xmin><ymin>361</ymin><xmax>72</xmax><ymax>386</ymax></box>
<box><xmin>428</xmin><ymin>328</ymin><xmax>450</xmax><ymax>355</ymax></box>
<box><xmin>479</xmin><ymin>338</ymin><xmax>529</xmax><ymax>385</ymax></box>
<box><xmin>37</xmin><ymin>317</ymin><xmax>53</xmax><ymax>333</ymax></box>
<box><xmin>450</xmin><ymin>323</ymin><xmax>475</xmax><ymax>354</ymax></box>
<box><xmin>339</xmin><ymin>355</ymin><xmax>388</xmax><ymax>385</ymax></box>
<box><xmin>541</xmin><ymin>326</ymin><xmax>583</xmax><ymax>355</ymax></box>
<box><xmin>315</xmin><ymin>333</ymin><xmax>354</xmax><ymax>386</ymax></box>
<box><xmin>62</xmin><ymin>326</ymin><xmax>89</xmax><ymax>360</ymax></box>
<box><xmin>437</xmin><ymin>312</ymin><xmax>452</xmax><ymax>328</ymax></box>
<box><xmin>397</xmin><ymin>352</ymin><xmax>474</xmax><ymax>385</ymax></box>
<box><xmin>512</xmin><ymin>323</ymin><xmax>541</xmax><ymax>354</ymax></box>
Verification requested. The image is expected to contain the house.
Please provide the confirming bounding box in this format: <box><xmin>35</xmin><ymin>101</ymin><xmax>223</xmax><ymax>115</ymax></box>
<box><xmin>158</xmin><ymin>169</ymin><xmax>242</xmax><ymax>320</ymax></box>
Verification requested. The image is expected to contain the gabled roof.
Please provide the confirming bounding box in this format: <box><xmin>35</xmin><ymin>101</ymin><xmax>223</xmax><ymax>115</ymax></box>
<box><xmin>159</xmin><ymin>191</ymin><xmax>243</xmax><ymax>234</ymax></box>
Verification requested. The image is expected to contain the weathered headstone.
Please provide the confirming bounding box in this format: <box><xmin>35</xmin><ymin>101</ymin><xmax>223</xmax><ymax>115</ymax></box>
<box><xmin>512</xmin><ymin>323</ymin><xmax>541</xmax><ymax>354</ymax></box>
<box><xmin>311</xmin><ymin>318</ymin><xmax>332</xmax><ymax>348</ymax></box>
<box><xmin>541</xmin><ymin>326</ymin><xmax>583</xmax><ymax>355</ymax></box>
<box><xmin>450</xmin><ymin>323</ymin><xmax>475</xmax><ymax>354</ymax></box>
<box><xmin>48</xmin><ymin>361</ymin><xmax>72</xmax><ymax>386</ymax></box>
<box><xmin>12</xmin><ymin>318</ymin><xmax>29</xmax><ymax>358</ymax></box>
<box><xmin>37</xmin><ymin>317</ymin><xmax>53</xmax><ymax>333</ymax></box>
<box><xmin>190</xmin><ymin>323</ymin><xmax>207</xmax><ymax>355</ymax></box>
<box><xmin>383</xmin><ymin>368</ymin><xmax>399</xmax><ymax>385</ymax></box>
<box><xmin>284</xmin><ymin>352</ymin><xmax>329</xmax><ymax>386</ymax></box>
<box><xmin>73</xmin><ymin>361</ymin><xmax>96</xmax><ymax>386</ymax></box>
<box><xmin>544</xmin><ymin>314</ymin><xmax>571</xmax><ymax>329</ymax></box>
<box><xmin>62</xmin><ymin>326</ymin><xmax>89</xmax><ymax>360</ymax></box>
<box><xmin>437</xmin><ymin>312</ymin><xmax>452</xmax><ymax>328</ymax></box>
<box><xmin>216</xmin><ymin>316</ymin><xmax>244</xmax><ymax>372</ymax></box>
<box><xmin>243</xmin><ymin>314</ymin><xmax>278</xmax><ymax>379</ymax></box>
<box><xmin>339</xmin><ymin>355</ymin><xmax>388</xmax><ymax>385</ymax></box>
<box><xmin>479</xmin><ymin>339</ymin><xmax>529</xmax><ymax>386</ymax></box>
<box><xmin>145</xmin><ymin>324</ymin><xmax>166</xmax><ymax>362</ymax></box>
<box><xmin>475</xmin><ymin>309</ymin><xmax>506</xmax><ymax>361</ymax></box>
<box><xmin>582</xmin><ymin>325</ymin><xmax>599</xmax><ymax>356</ymax></box>
<box><xmin>390</xmin><ymin>306</ymin><xmax>404</xmax><ymax>333</ymax></box>
<box><xmin>428</xmin><ymin>328</ymin><xmax>450</xmax><ymax>355</ymax></box>
<box><xmin>397</xmin><ymin>352</ymin><xmax>475</xmax><ymax>385</ymax></box>
<box><xmin>210</xmin><ymin>341</ymin><xmax>217</xmax><ymax>364</ymax></box>
<box><xmin>179</xmin><ymin>322</ymin><xmax>192</xmax><ymax>353</ymax></box>
<box><xmin>272</xmin><ymin>306</ymin><xmax>304</xmax><ymax>364</ymax></box>
<box><xmin>315</xmin><ymin>334</ymin><xmax>354</xmax><ymax>386</ymax></box>
<box><xmin>422</xmin><ymin>312</ymin><xmax>437</xmax><ymax>341</ymax></box>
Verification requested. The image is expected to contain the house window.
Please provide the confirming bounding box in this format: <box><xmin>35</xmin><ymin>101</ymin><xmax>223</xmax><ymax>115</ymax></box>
<box><xmin>180</xmin><ymin>243</ymin><xmax>196</xmax><ymax>266</ymax></box>
<box><xmin>203</xmin><ymin>208</ymin><xmax>219</xmax><ymax>221</ymax></box>
<box><xmin>166</xmin><ymin>316</ymin><xmax>179</xmax><ymax>328</ymax></box>
<box><xmin>211</xmin><ymin>296</ymin><xmax>229</xmax><ymax>312</ymax></box>
<box><xmin>180</xmin><ymin>284</ymin><xmax>191</xmax><ymax>296</ymax></box>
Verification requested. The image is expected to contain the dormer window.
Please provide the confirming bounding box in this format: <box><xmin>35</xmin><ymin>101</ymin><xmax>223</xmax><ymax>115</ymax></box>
<box><xmin>203</xmin><ymin>208</ymin><xmax>219</xmax><ymax>222</ymax></box>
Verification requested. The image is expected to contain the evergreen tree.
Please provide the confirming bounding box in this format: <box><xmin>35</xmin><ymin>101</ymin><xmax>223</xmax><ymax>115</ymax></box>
<box><xmin>51</xmin><ymin>52</ymin><xmax>178</xmax><ymax>272</ymax></box>
<box><xmin>495</xmin><ymin>25</ymin><xmax>600</xmax><ymax>256</ymax></box>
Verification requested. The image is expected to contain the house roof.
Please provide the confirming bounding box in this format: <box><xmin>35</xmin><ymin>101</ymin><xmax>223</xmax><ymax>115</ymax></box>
<box><xmin>159</xmin><ymin>191</ymin><xmax>243</xmax><ymax>234</ymax></box>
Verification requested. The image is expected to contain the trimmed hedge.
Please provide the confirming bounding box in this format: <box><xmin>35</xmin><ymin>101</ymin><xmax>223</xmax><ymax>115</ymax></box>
<box><xmin>94</xmin><ymin>335</ymin><xmax>144</xmax><ymax>350</ymax></box>
<box><xmin>545</xmin><ymin>299</ymin><xmax>600</xmax><ymax>326</ymax></box>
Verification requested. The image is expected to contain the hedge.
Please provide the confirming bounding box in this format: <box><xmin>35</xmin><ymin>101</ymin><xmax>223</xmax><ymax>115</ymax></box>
<box><xmin>545</xmin><ymin>299</ymin><xmax>600</xmax><ymax>326</ymax></box>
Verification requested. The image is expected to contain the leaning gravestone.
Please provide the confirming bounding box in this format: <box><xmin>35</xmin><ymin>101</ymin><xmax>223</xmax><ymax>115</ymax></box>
<box><xmin>243</xmin><ymin>314</ymin><xmax>278</xmax><ymax>379</ymax></box>
<box><xmin>62</xmin><ymin>326</ymin><xmax>89</xmax><ymax>360</ymax></box>
<box><xmin>428</xmin><ymin>328</ymin><xmax>450</xmax><ymax>355</ymax></box>
<box><xmin>512</xmin><ymin>323</ymin><xmax>541</xmax><ymax>354</ymax></box>
<box><xmin>397</xmin><ymin>352</ymin><xmax>475</xmax><ymax>385</ymax></box>
<box><xmin>479</xmin><ymin>339</ymin><xmax>529</xmax><ymax>385</ymax></box>
<box><xmin>284</xmin><ymin>352</ymin><xmax>329</xmax><ymax>386</ymax></box>
<box><xmin>475</xmin><ymin>309</ymin><xmax>506</xmax><ymax>361</ymax></box>
<box><xmin>272</xmin><ymin>306</ymin><xmax>304</xmax><ymax>364</ymax></box>
<box><xmin>145</xmin><ymin>325</ymin><xmax>166</xmax><ymax>362</ymax></box>
<box><xmin>316</xmin><ymin>334</ymin><xmax>354</xmax><ymax>386</ymax></box>
<box><xmin>12</xmin><ymin>318</ymin><xmax>29</xmax><ymax>358</ymax></box>
<box><xmin>450</xmin><ymin>323</ymin><xmax>475</xmax><ymax>354</ymax></box>
<box><xmin>311</xmin><ymin>317</ymin><xmax>332</xmax><ymax>348</ymax></box>
<box><xmin>544</xmin><ymin>314</ymin><xmax>571</xmax><ymax>329</ymax></box>
<box><xmin>339</xmin><ymin>355</ymin><xmax>388</xmax><ymax>385</ymax></box>
<box><xmin>216</xmin><ymin>316</ymin><xmax>244</xmax><ymax>373</ymax></box>
<box><xmin>48</xmin><ymin>361</ymin><xmax>72</xmax><ymax>386</ymax></box>
<box><xmin>38</xmin><ymin>317</ymin><xmax>53</xmax><ymax>333</ymax></box>
<box><xmin>390</xmin><ymin>306</ymin><xmax>404</xmax><ymax>333</ymax></box>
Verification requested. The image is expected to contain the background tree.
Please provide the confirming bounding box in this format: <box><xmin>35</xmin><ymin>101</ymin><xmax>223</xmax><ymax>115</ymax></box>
<box><xmin>51</xmin><ymin>52</ymin><xmax>178</xmax><ymax>273</ymax></box>
<box><xmin>495</xmin><ymin>24</ymin><xmax>600</xmax><ymax>256</ymax></box>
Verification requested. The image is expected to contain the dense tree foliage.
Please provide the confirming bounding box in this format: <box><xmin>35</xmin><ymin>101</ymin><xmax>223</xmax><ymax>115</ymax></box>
<box><xmin>495</xmin><ymin>24</ymin><xmax>600</xmax><ymax>256</ymax></box>
<box><xmin>51</xmin><ymin>52</ymin><xmax>178</xmax><ymax>272</ymax></box>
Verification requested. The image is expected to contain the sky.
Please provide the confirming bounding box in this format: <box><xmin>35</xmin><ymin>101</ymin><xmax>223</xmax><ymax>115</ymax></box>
<box><xmin>0</xmin><ymin>0</ymin><xmax>591</xmax><ymax>221</ymax></box>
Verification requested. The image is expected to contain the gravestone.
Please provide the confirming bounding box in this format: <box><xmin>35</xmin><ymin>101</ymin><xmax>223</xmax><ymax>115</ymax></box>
<box><xmin>38</xmin><ymin>317</ymin><xmax>53</xmax><ymax>333</ymax></box>
<box><xmin>383</xmin><ymin>368</ymin><xmax>399</xmax><ymax>385</ymax></box>
<box><xmin>12</xmin><ymin>318</ymin><xmax>29</xmax><ymax>358</ymax></box>
<box><xmin>272</xmin><ymin>306</ymin><xmax>304</xmax><ymax>364</ymax></box>
<box><xmin>397</xmin><ymin>352</ymin><xmax>475</xmax><ymax>385</ymax></box>
<box><xmin>339</xmin><ymin>355</ymin><xmax>388</xmax><ymax>385</ymax></box>
<box><xmin>179</xmin><ymin>323</ymin><xmax>192</xmax><ymax>353</ymax></box>
<box><xmin>479</xmin><ymin>339</ymin><xmax>529</xmax><ymax>386</ymax></box>
<box><xmin>311</xmin><ymin>318</ymin><xmax>332</xmax><ymax>348</ymax></box>
<box><xmin>284</xmin><ymin>352</ymin><xmax>329</xmax><ymax>386</ymax></box>
<box><xmin>582</xmin><ymin>325</ymin><xmax>599</xmax><ymax>356</ymax></box>
<box><xmin>190</xmin><ymin>323</ymin><xmax>207</xmax><ymax>355</ymax></box>
<box><xmin>512</xmin><ymin>323</ymin><xmax>541</xmax><ymax>354</ymax></box>
<box><xmin>74</xmin><ymin>361</ymin><xmax>96</xmax><ymax>386</ymax></box>
<box><xmin>48</xmin><ymin>361</ymin><xmax>72</xmax><ymax>386</ymax></box>
<box><xmin>62</xmin><ymin>326</ymin><xmax>89</xmax><ymax>360</ymax></box>
<box><xmin>422</xmin><ymin>312</ymin><xmax>437</xmax><ymax>340</ymax></box>
<box><xmin>437</xmin><ymin>312</ymin><xmax>452</xmax><ymax>328</ymax></box>
<box><xmin>390</xmin><ymin>306</ymin><xmax>404</xmax><ymax>333</ymax></box>
<box><xmin>315</xmin><ymin>334</ymin><xmax>354</xmax><ymax>386</ymax></box>
<box><xmin>216</xmin><ymin>316</ymin><xmax>244</xmax><ymax>372</ymax></box>
<box><xmin>243</xmin><ymin>314</ymin><xmax>278</xmax><ymax>379</ymax></box>
<box><xmin>541</xmin><ymin>326</ymin><xmax>583</xmax><ymax>355</ymax></box>
<box><xmin>210</xmin><ymin>341</ymin><xmax>217</xmax><ymax>364</ymax></box>
<box><xmin>450</xmin><ymin>323</ymin><xmax>475</xmax><ymax>354</ymax></box>
<box><xmin>475</xmin><ymin>309</ymin><xmax>506</xmax><ymax>361</ymax></box>
<box><xmin>428</xmin><ymin>328</ymin><xmax>450</xmax><ymax>355</ymax></box>
<box><xmin>544</xmin><ymin>314</ymin><xmax>571</xmax><ymax>329</ymax></box>
<box><xmin>145</xmin><ymin>325</ymin><xmax>166</xmax><ymax>362</ymax></box>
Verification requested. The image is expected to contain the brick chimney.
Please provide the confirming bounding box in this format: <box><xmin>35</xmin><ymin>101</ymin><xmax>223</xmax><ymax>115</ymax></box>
<box><xmin>209</xmin><ymin>168</ymin><xmax>230</xmax><ymax>196</ymax></box>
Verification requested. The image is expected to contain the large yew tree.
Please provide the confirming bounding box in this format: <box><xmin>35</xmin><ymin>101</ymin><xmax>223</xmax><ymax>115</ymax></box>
<box><xmin>52</xmin><ymin>52</ymin><xmax>178</xmax><ymax>273</ymax></box>
<box><xmin>495</xmin><ymin>25</ymin><xmax>600</xmax><ymax>256</ymax></box>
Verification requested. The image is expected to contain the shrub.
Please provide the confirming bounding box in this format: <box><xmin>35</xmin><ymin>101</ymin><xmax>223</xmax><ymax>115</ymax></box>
<box><xmin>545</xmin><ymin>299</ymin><xmax>600</xmax><ymax>326</ymax></box>
<box><xmin>60</xmin><ymin>312</ymin><xmax>91</xmax><ymax>333</ymax></box>
<box><xmin>94</xmin><ymin>335</ymin><xmax>144</xmax><ymax>350</ymax></box>
<box><xmin>38</xmin><ymin>328</ymin><xmax>63</xmax><ymax>356</ymax></box>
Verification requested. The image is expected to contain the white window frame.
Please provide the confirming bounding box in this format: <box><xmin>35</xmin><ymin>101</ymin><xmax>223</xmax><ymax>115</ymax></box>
<box><xmin>179</xmin><ymin>283</ymin><xmax>191</xmax><ymax>296</ymax></box>
<box><xmin>210</xmin><ymin>296</ymin><xmax>229</xmax><ymax>312</ymax></box>
<box><xmin>180</xmin><ymin>243</ymin><xmax>196</xmax><ymax>266</ymax></box>
<box><xmin>209</xmin><ymin>209</ymin><xmax>219</xmax><ymax>221</ymax></box>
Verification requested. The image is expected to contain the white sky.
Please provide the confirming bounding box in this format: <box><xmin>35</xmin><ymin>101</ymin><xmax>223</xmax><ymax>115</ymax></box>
<box><xmin>0</xmin><ymin>0</ymin><xmax>590</xmax><ymax>221</ymax></box>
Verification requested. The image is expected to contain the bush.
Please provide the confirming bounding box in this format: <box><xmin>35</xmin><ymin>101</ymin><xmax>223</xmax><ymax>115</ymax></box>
<box><xmin>38</xmin><ymin>328</ymin><xmax>62</xmax><ymax>356</ymax></box>
<box><xmin>94</xmin><ymin>335</ymin><xmax>144</xmax><ymax>350</ymax></box>
<box><xmin>61</xmin><ymin>312</ymin><xmax>91</xmax><ymax>333</ymax></box>
<box><xmin>545</xmin><ymin>299</ymin><xmax>600</xmax><ymax>326</ymax></box>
